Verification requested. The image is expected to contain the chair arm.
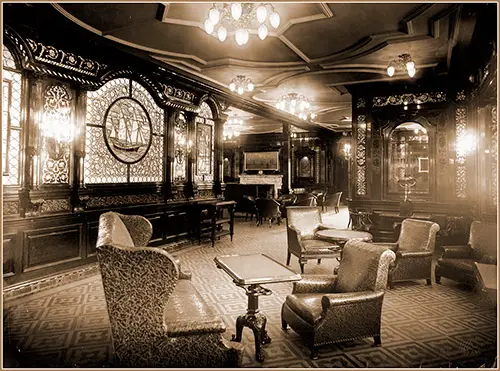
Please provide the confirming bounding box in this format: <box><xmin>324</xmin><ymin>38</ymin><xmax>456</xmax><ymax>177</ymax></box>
<box><xmin>441</xmin><ymin>245</ymin><xmax>472</xmax><ymax>259</ymax></box>
<box><xmin>165</xmin><ymin>318</ymin><xmax>226</xmax><ymax>337</ymax></box>
<box><xmin>321</xmin><ymin>291</ymin><xmax>385</xmax><ymax>311</ymax></box>
<box><xmin>287</xmin><ymin>225</ymin><xmax>304</xmax><ymax>254</ymax></box>
<box><xmin>372</xmin><ymin>242</ymin><xmax>398</xmax><ymax>252</ymax></box>
<box><xmin>397</xmin><ymin>250</ymin><xmax>433</xmax><ymax>259</ymax></box>
<box><xmin>172</xmin><ymin>258</ymin><xmax>192</xmax><ymax>280</ymax></box>
<box><xmin>292</xmin><ymin>275</ymin><xmax>337</xmax><ymax>294</ymax></box>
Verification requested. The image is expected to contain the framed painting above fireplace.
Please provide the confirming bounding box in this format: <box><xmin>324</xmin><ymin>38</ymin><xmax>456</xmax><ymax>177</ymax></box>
<box><xmin>244</xmin><ymin>151</ymin><xmax>279</xmax><ymax>171</ymax></box>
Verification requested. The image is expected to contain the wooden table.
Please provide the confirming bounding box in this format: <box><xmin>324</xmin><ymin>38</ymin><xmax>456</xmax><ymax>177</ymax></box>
<box><xmin>474</xmin><ymin>262</ymin><xmax>497</xmax><ymax>305</ymax></box>
<box><xmin>214</xmin><ymin>254</ymin><xmax>301</xmax><ymax>361</ymax></box>
<box><xmin>315</xmin><ymin>229</ymin><xmax>373</xmax><ymax>246</ymax></box>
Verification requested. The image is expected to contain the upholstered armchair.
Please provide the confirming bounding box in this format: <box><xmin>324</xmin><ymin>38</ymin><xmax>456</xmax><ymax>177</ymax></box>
<box><xmin>255</xmin><ymin>198</ymin><xmax>282</xmax><ymax>227</ymax></box>
<box><xmin>373</xmin><ymin>218</ymin><xmax>440</xmax><ymax>287</ymax></box>
<box><xmin>96</xmin><ymin>212</ymin><xmax>242</xmax><ymax>368</ymax></box>
<box><xmin>281</xmin><ymin>240</ymin><xmax>396</xmax><ymax>359</ymax></box>
<box><xmin>435</xmin><ymin>220</ymin><xmax>497</xmax><ymax>286</ymax></box>
<box><xmin>286</xmin><ymin>206</ymin><xmax>340</xmax><ymax>273</ymax></box>
<box><xmin>331</xmin><ymin>191</ymin><xmax>342</xmax><ymax>214</ymax></box>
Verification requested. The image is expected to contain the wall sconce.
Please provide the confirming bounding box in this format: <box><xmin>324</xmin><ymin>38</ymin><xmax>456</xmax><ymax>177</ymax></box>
<box><xmin>455</xmin><ymin>133</ymin><xmax>477</xmax><ymax>157</ymax></box>
<box><xmin>343</xmin><ymin>143</ymin><xmax>351</xmax><ymax>158</ymax></box>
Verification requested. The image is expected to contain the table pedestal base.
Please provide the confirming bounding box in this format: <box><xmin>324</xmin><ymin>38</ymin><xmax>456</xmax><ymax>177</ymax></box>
<box><xmin>232</xmin><ymin>312</ymin><xmax>271</xmax><ymax>361</ymax></box>
<box><xmin>231</xmin><ymin>284</ymin><xmax>272</xmax><ymax>362</ymax></box>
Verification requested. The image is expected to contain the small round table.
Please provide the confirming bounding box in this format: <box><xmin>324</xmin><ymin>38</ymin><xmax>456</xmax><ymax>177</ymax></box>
<box><xmin>315</xmin><ymin>229</ymin><xmax>373</xmax><ymax>246</ymax></box>
<box><xmin>315</xmin><ymin>229</ymin><xmax>373</xmax><ymax>268</ymax></box>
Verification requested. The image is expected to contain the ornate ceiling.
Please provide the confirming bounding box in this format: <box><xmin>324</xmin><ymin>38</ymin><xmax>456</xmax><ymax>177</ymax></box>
<box><xmin>54</xmin><ymin>3</ymin><xmax>475</xmax><ymax>134</ymax></box>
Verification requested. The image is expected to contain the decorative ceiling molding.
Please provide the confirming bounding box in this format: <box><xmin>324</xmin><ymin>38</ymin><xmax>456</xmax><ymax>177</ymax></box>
<box><xmin>401</xmin><ymin>4</ymin><xmax>435</xmax><ymax>34</ymax></box>
<box><xmin>318</xmin><ymin>3</ymin><xmax>335</xmax><ymax>18</ymax></box>
<box><xmin>277</xmin><ymin>35</ymin><xmax>311</xmax><ymax>63</ymax></box>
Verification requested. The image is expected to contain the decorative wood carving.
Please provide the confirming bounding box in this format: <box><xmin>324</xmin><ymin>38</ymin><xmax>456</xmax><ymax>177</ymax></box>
<box><xmin>373</xmin><ymin>92</ymin><xmax>446</xmax><ymax>107</ymax></box>
<box><xmin>355</xmin><ymin>115</ymin><xmax>367</xmax><ymax>196</ymax></box>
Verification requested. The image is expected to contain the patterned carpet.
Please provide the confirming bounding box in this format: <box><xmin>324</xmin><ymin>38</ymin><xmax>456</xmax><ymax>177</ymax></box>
<box><xmin>3</xmin><ymin>209</ymin><xmax>498</xmax><ymax>368</ymax></box>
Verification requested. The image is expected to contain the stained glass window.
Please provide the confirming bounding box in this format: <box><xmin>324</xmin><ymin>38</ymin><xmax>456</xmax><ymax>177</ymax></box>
<box><xmin>41</xmin><ymin>84</ymin><xmax>72</xmax><ymax>184</ymax></box>
<box><xmin>84</xmin><ymin>78</ymin><xmax>164</xmax><ymax>184</ymax></box>
<box><xmin>173</xmin><ymin>112</ymin><xmax>187</xmax><ymax>183</ymax></box>
<box><xmin>195</xmin><ymin>102</ymin><xmax>214</xmax><ymax>183</ymax></box>
<box><xmin>2</xmin><ymin>45</ymin><xmax>23</xmax><ymax>186</ymax></box>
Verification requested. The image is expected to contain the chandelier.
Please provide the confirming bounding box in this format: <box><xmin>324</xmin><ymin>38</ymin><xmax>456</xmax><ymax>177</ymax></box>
<box><xmin>204</xmin><ymin>3</ymin><xmax>280</xmax><ymax>45</ymax></box>
<box><xmin>229</xmin><ymin>75</ymin><xmax>254</xmax><ymax>95</ymax></box>
<box><xmin>223</xmin><ymin>117</ymin><xmax>243</xmax><ymax>140</ymax></box>
<box><xmin>276</xmin><ymin>93</ymin><xmax>316</xmax><ymax>120</ymax></box>
<box><xmin>387</xmin><ymin>53</ymin><xmax>416</xmax><ymax>78</ymax></box>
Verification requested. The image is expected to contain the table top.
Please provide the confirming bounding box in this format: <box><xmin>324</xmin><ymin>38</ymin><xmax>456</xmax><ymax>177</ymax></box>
<box><xmin>474</xmin><ymin>262</ymin><xmax>497</xmax><ymax>291</ymax></box>
<box><xmin>315</xmin><ymin>229</ymin><xmax>373</xmax><ymax>243</ymax></box>
<box><xmin>214</xmin><ymin>254</ymin><xmax>302</xmax><ymax>285</ymax></box>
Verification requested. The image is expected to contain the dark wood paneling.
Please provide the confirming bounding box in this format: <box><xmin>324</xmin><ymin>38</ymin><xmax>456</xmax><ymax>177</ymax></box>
<box><xmin>3</xmin><ymin>233</ymin><xmax>17</xmax><ymax>277</ymax></box>
<box><xmin>23</xmin><ymin>224</ymin><xmax>83</xmax><ymax>272</ymax></box>
<box><xmin>144</xmin><ymin>212</ymin><xmax>164</xmax><ymax>243</ymax></box>
<box><xmin>86</xmin><ymin>221</ymin><xmax>99</xmax><ymax>257</ymax></box>
<box><xmin>165</xmin><ymin>210</ymin><xmax>190</xmax><ymax>242</ymax></box>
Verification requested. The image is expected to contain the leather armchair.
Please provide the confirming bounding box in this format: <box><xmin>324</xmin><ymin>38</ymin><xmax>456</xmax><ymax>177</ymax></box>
<box><xmin>281</xmin><ymin>240</ymin><xmax>396</xmax><ymax>358</ymax></box>
<box><xmin>96</xmin><ymin>212</ymin><xmax>242</xmax><ymax>368</ymax></box>
<box><xmin>286</xmin><ymin>206</ymin><xmax>340</xmax><ymax>273</ymax></box>
<box><xmin>373</xmin><ymin>218</ymin><xmax>440</xmax><ymax>287</ymax></box>
<box><xmin>435</xmin><ymin>220</ymin><xmax>497</xmax><ymax>285</ymax></box>
<box><xmin>255</xmin><ymin>198</ymin><xmax>282</xmax><ymax>227</ymax></box>
<box><xmin>331</xmin><ymin>191</ymin><xmax>342</xmax><ymax>213</ymax></box>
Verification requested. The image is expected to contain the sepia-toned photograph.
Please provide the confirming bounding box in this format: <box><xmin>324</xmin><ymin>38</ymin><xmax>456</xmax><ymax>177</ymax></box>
<box><xmin>2</xmin><ymin>1</ymin><xmax>497</xmax><ymax>369</ymax></box>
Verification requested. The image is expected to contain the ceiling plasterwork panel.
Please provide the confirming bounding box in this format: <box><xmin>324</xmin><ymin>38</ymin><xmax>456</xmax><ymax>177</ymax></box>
<box><xmin>55</xmin><ymin>2</ymin><xmax>473</xmax><ymax>131</ymax></box>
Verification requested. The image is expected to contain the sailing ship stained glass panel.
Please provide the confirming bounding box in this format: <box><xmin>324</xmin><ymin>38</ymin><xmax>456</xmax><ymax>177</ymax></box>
<box><xmin>85</xmin><ymin>78</ymin><xmax>163</xmax><ymax>183</ymax></box>
<box><xmin>104</xmin><ymin>97</ymin><xmax>152</xmax><ymax>164</ymax></box>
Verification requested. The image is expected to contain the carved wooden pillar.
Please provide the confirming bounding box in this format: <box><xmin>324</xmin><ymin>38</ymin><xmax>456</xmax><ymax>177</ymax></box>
<box><xmin>213</xmin><ymin>113</ymin><xmax>227</xmax><ymax>197</ymax></box>
<box><xmin>282</xmin><ymin>122</ymin><xmax>291</xmax><ymax>195</ymax></box>
<box><xmin>19</xmin><ymin>73</ymin><xmax>44</xmax><ymax>216</ymax></box>
<box><xmin>185</xmin><ymin>111</ymin><xmax>197</xmax><ymax>198</ymax></box>
<box><xmin>164</xmin><ymin>107</ymin><xmax>175</xmax><ymax>202</ymax></box>
<box><xmin>72</xmin><ymin>86</ymin><xmax>87</xmax><ymax>211</ymax></box>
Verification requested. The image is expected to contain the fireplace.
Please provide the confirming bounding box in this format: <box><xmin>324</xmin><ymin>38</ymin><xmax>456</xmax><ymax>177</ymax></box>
<box><xmin>238</xmin><ymin>174</ymin><xmax>283</xmax><ymax>198</ymax></box>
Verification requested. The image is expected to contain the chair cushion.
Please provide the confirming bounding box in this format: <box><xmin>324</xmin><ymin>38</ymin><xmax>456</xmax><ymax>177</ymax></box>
<box><xmin>164</xmin><ymin>279</ymin><xmax>225</xmax><ymax>336</ymax></box>
<box><xmin>284</xmin><ymin>294</ymin><xmax>324</xmax><ymax>325</ymax></box>
<box><xmin>111</xmin><ymin>214</ymin><xmax>135</xmax><ymax>248</ymax></box>
<box><xmin>436</xmin><ymin>258</ymin><xmax>475</xmax><ymax>274</ymax></box>
<box><xmin>302</xmin><ymin>239</ymin><xmax>339</xmax><ymax>254</ymax></box>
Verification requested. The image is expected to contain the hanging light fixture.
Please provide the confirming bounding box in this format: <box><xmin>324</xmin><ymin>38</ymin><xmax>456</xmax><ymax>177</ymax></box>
<box><xmin>387</xmin><ymin>53</ymin><xmax>417</xmax><ymax>78</ymax></box>
<box><xmin>204</xmin><ymin>3</ymin><xmax>280</xmax><ymax>45</ymax></box>
<box><xmin>223</xmin><ymin>116</ymin><xmax>244</xmax><ymax>140</ymax></box>
<box><xmin>275</xmin><ymin>93</ymin><xmax>317</xmax><ymax>120</ymax></box>
<box><xmin>229</xmin><ymin>75</ymin><xmax>254</xmax><ymax>95</ymax></box>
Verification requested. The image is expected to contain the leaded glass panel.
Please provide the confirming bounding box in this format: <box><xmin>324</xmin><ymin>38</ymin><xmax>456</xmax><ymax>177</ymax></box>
<box><xmin>85</xmin><ymin>126</ymin><xmax>127</xmax><ymax>183</ymax></box>
<box><xmin>2</xmin><ymin>55</ymin><xmax>23</xmax><ymax>185</ymax></box>
<box><xmin>198</xmin><ymin>101</ymin><xmax>213</xmax><ymax>119</ymax></box>
<box><xmin>2</xmin><ymin>45</ymin><xmax>16</xmax><ymax>69</ymax></box>
<box><xmin>130</xmin><ymin>135</ymin><xmax>163</xmax><ymax>182</ymax></box>
<box><xmin>84</xmin><ymin>78</ymin><xmax>164</xmax><ymax>183</ymax></box>
<box><xmin>41</xmin><ymin>84</ymin><xmax>72</xmax><ymax>184</ymax></box>
<box><xmin>173</xmin><ymin>112</ymin><xmax>187</xmax><ymax>183</ymax></box>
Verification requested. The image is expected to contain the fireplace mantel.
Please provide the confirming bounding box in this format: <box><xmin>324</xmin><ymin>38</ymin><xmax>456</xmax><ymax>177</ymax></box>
<box><xmin>238</xmin><ymin>174</ymin><xmax>283</xmax><ymax>198</ymax></box>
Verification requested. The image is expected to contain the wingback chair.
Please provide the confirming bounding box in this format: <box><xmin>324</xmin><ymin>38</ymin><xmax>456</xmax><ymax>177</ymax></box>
<box><xmin>96</xmin><ymin>212</ymin><xmax>242</xmax><ymax>368</ymax></box>
<box><xmin>281</xmin><ymin>240</ymin><xmax>396</xmax><ymax>359</ymax></box>
<box><xmin>435</xmin><ymin>220</ymin><xmax>497</xmax><ymax>286</ymax></box>
<box><xmin>286</xmin><ymin>206</ymin><xmax>340</xmax><ymax>273</ymax></box>
<box><xmin>374</xmin><ymin>218</ymin><xmax>440</xmax><ymax>287</ymax></box>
